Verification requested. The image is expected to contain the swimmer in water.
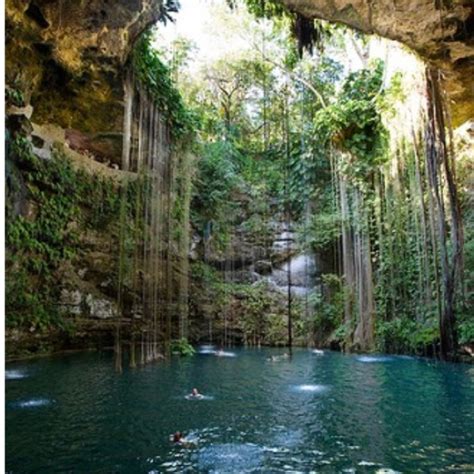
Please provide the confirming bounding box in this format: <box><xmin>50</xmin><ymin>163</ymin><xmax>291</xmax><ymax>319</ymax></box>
<box><xmin>190</xmin><ymin>388</ymin><xmax>203</xmax><ymax>399</ymax></box>
<box><xmin>268</xmin><ymin>352</ymin><xmax>290</xmax><ymax>362</ymax></box>
<box><xmin>171</xmin><ymin>431</ymin><xmax>196</xmax><ymax>448</ymax></box>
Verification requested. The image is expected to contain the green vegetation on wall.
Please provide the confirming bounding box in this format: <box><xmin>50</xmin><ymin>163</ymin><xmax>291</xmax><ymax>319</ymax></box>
<box><xmin>132</xmin><ymin>31</ymin><xmax>196</xmax><ymax>141</ymax></box>
<box><xmin>6</xmin><ymin>136</ymin><xmax>122</xmax><ymax>331</ymax></box>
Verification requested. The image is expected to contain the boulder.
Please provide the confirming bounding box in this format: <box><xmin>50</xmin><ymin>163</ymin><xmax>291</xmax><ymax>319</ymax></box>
<box><xmin>85</xmin><ymin>294</ymin><xmax>118</xmax><ymax>319</ymax></box>
<box><xmin>254</xmin><ymin>260</ymin><xmax>273</xmax><ymax>275</ymax></box>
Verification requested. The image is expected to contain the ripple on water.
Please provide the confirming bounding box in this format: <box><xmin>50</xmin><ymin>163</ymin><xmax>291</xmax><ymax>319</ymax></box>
<box><xmin>271</xmin><ymin>428</ymin><xmax>303</xmax><ymax>448</ymax></box>
<box><xmin>197</xmin><ymin>443</ymin><xmax>263</xmax><ymax>472</ymax></box>
<box><xmin>5</xmin><ymin>370</ymin><xmax>28</xmax><ymax>380</ymax></box>
<box><xmin>357</xmin><ymin>356</ymin><xmax>394</xmax><ymax>363</ymax></box>
<box><xmin>293</xmin><ymin>384</ymin><xmax>328</xmax><ymax>393</ymax></box>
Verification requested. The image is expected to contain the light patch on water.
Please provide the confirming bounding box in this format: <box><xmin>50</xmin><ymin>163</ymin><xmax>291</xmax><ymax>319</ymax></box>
<box><xmin>263</xmin><ymin>446</ymin><xmax>290</xmax><ymax>454</ymax></box>
<box><xmin>311</xmin><ymin>349</ymin><xmax>325</xmax><ymax>355</ymax></box>
<box><xmin>293</xmin><ymin>384</ymin><xmax>328</xmax><ymax>393</ymax></box>
<box><xmin>198</xmin><ymin>348</ymin><xmax>237</xmax><ymax>357</ymax></box>
<box><xmin>376</xmin><ymin>469</ymin><xmax>401</xmax><ymax>474</ymax></box>
<box><xmin>15</xmin><ymin>398</ymin><xmax>53</xmax><ymax>408</ymax></box>
<box><xmin>359</xmin><ymin>460</ymin><xmax>378</xmax><ymax>466</ymax></box>
<box><xmin>198</xmin><ymin>345</ymin><xmax>216</xmax><ymax>354</ymax></box>
<box><xmin>357</xmin><ymin>356</ymin><xmax>394</xmax><ymax>363</ymax></box>
<box><xmin>197</xmin><ymin>443</ymin><xmax>263</xmax><ymax>472</ymax></box>
<box><xmin>6</xmin><ymin>370</ymin><xmax>28</xmax><ymax>380</ymax></box>
<box><xmin>214</xmin><ymin>351</ymin><xmax>237</xmax><ymax>358</ymax></box>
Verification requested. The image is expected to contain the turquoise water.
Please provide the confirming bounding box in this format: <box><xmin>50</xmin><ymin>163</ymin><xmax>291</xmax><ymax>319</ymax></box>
<box><xmin>5</xmin><ymin>348</ymin><xmax>474</xmax><ymax>473</ymax></box>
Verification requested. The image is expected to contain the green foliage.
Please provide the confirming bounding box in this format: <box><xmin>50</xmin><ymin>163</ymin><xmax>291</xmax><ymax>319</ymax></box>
<box><xmin>234</xmin><ymin>0</ymin><xmax>288</xmax><ymax>19</ymax></box>
<box><xmin>236</xmin><ymin>281</ymin><xmax>304</xmax><ymax>346</ymax></box>
<box><xmin>6</xmin><ymin>136</ymin><xmax>121</xmax><ymax>330</ymax></box>
<box><xmin>377</xmin><ymin>71</ymin><xmax>407</xmax><ymax>117</ymax></box>
<box><xmin>311</xmin><ymin>274</ymin><xmax>344</xmax><ymax>337</ymax></box>
<box><xmin>5</xmin><ymin>85</ymin><xmax>25</xmax><ymax>107</ymax></box>
<box><xmin>458</xmin><ymin>320</ymin><xmax>474</xmax><ymax>345</ymax></box>
<box><xmin>191</xmin><ymin>140</ymin><xmax>240</xmax><ymax>241</ymax></box>
<box><xmin>305</xmin><ymin>212</ymin><xmax>341</xmax><ymax>251</ymax></box>
<box><xmin>314</xmin><ymin>60</ymin><xmax>388</xmax><ymax>181</ymax></box>
<box><xmin>132</xmin><ymin>31</ymin><xmax>196</xmax><ymax>140</ymax></box>
<box><xmin>375</xmin><ymin>318</ymin><xmax>439</xmax><ymax>354</ymax></box>
<box><xmin>191</xmin><ymin>261</ymin><xmax>222</xmax><ymax>287</ymax></box>
<box><xmin>170</xmin><ymin>338</ymin><xmax>196</xmax><ymax>356</ymax></box>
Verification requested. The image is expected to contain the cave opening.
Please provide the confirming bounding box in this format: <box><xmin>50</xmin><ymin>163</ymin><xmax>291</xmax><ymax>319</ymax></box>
<box><xmin>121</xmin><ymin>0</ymin><xmax>467</xmax><ymax>358</ymax></box>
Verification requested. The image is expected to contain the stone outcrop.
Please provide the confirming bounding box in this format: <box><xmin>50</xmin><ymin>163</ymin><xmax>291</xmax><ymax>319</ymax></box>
<box><xmin>6</xmin><ymin>0</ymin><xmax>163</xmax><ymax>154</ymax></box>
<box><xmin>282</xmin><ymin>0</ymin><xmax>473</xmax><ymax>125</ymax></box>
<box><xmin>6</xmin><ymin>0</ymin><xmax>473</xmax><ymax>139</ymax></box>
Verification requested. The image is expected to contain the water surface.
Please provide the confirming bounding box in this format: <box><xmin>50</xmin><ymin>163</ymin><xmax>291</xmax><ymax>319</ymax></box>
<box><xmin>6</xmin><ymin>348</ymin><xmax>474</xmax><ymax>473</ymax></box>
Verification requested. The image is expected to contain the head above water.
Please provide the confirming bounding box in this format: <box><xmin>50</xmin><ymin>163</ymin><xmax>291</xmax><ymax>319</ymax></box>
<box><xmin>192</xmin><ymin>388</ymin><xmax>199</xmax><ymax>396</ymax></box>
<box><xmin>173</xmin><ymin>431</ymin><xmax>183</xmax><ymax>443</ymax></box>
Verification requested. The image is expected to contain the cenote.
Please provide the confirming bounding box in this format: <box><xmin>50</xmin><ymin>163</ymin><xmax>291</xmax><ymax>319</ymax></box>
<box><xmin>4</xmin><ymin>0</ymin><xmax>474</xmax><ymax>471</ymax></box>
<box><xmin>6</xmin><ymin>349</ymin><xmax>474</xmax><ymax>473</ymax></box>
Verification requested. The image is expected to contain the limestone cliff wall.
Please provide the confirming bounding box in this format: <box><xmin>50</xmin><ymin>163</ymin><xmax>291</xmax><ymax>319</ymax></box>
<box><xmin>6</xmin><ymin>0</ymin><xmax>473</xmax><ymax>135</ymax></box>
<box><xmin>6</xmin><ymin>0</ymin><xmax>163</xmax><ymax>162</ymax></box>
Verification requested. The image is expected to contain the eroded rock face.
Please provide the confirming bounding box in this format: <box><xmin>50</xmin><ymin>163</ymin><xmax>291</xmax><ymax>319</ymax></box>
<box><xmin>6</xmin><ymin>0</ymin><xmax>472</xmax><ymax>134</ymax></box>
<box><xmin>6</xmin><ymin>0</ymin><xmax>162</xmax><ymax>134</ymax></box>
<box><xmin>282</xmin><ymin>0</ymin><xmax>473</xmax><ymax>125</ymax></box>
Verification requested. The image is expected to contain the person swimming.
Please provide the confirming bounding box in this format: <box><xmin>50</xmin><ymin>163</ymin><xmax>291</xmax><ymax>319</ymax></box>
<box><xmin>190</xmin><ymin>388</ymin><xmax>203</xmax><ymax>399</ymax></box>
<box><xmin>171</xmin><ymin>431</ymin><xmax>196</xmax><ymax>448</ymax></box>
<box><xmin>268</xmin><ymin>352</ymin><xmax>290</xmax><ymax>362</ymax></box>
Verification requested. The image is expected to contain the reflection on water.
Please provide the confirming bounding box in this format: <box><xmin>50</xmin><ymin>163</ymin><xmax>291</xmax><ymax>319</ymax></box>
<box><xmin>5</xmin><ymin>369</ymin><xmax>28</xmax><ymax>380</ymax></box>
<box><xmin>213</xmin><ymin>350</ymin><xmax>237</xmax><ymax>358</ymax></box>
<box><xmin>198</xmin><ymin>348</ymin><xmax>216</xmax><ymax>354</ymax></box>
<box><xmin>197</xmin><ymin>347</ymin><xmax>237</xmax><ymax>357</ymax></box>
<box><xmin>5</xmin><ymin>349</ymin><xmax>474</xmax><ymax>473</ymax></box>
<box><xmin>197</xmin><ymin>443</ymin><xmax>264</xmax><ymax>472</ymax></box>
<box><xmin>357</xmin><ymin>356</ymin><xmax>394</xmax><ymax>363</ymax></box>
<box><xmin>292</xmin><ymin>384</ymin><xmax>328</xmax><ymax>393</ymax></box>
<box><xmin>12</xmin><ymin>398</ymin><xmax>53</xmax><ymax>408</ymax></box>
